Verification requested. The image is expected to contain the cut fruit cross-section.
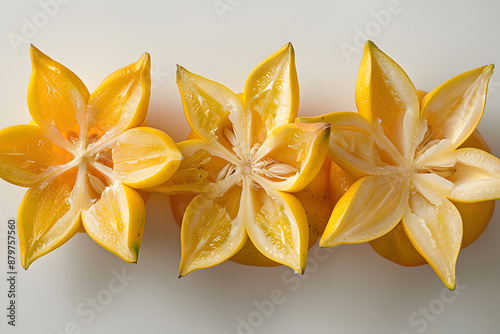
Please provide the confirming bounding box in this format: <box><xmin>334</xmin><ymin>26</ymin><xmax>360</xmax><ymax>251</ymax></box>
<box><xmin>159</xmin><ymin>44</ymin><xmax>331</xmax><ymax>276</ymax></box>
<box><xmin>301</xmin><ymin>41</ymin><xmax>499</xmax><ymax>289</ymax></box>
<box><xmin>0</xmin><ymin>46</ymin><xmax>182</xmax><ymax>268</ymax></box>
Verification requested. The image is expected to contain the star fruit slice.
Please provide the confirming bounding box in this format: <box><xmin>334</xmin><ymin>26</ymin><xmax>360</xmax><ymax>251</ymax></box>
<box><xmin>329</xmin><ymin>130</ymin><xmax>496</xmax><ymax>267</ymax></box>
<box><xmin>0</xmin><ymin>47</ymin><xmax>181</xmax><ymax>268</ymax></box>
<box><xmin>164</xmin><ymin>44</ymin><xmax>330</xmax><ymax>276</ymax></box>
<box><xmin>169</xmin><ymin>152</ymin><xmax>333</xmax><ymax>268</ymax></box>
<box><xmin>302</xmin><ymin>41</ymin><xmax>499</xmax><ymax>289</ymax></box>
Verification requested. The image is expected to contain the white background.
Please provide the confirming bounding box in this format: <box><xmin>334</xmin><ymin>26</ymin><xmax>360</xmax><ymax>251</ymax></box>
<box><xmin>1</xmin><ymin>0</ymin><xmax>499</xmax><ymax>333</ymax></box>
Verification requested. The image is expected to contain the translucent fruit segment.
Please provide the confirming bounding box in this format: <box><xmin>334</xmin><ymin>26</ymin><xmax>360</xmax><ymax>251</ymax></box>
<box><xmin>145</xmin><ymin>140</ymin><xmax>211</xmax><ymax>194</ymax></box>
<box><xmin>176</xmin><ymin>66</ymin><xmax>246</xmax><ymax>146</ymax></box>
<box><xmin>421</xmin><ymin>65</ymin><xmax>494</xmax><ymax>153</ymax></box>
<box><xmin>82</xmin><ymin>182</ymin><xmax>145</xmax><ymax>263</ymax></box>
<box><xmin>300</xmin><ymin>112</ymin><xmax>403</xmax><ymax>176</ymax></box>
<box><xmin>28</xmin><ymin>46</ymin><xmax>89</xmax><ymax>137</ymax></box>
<box><xmin>179</xmin><ymin>184</ymin><xmax>247</xmax><ymax>276</ymax></box>
<box><xmin>0</xmin><ymin>125</ymin><xmax>74</xmax><ymax>186</ymax></box>
<box><xmin>18</xmin><ymin>167</ymin><xmax>82</xmax><ymax>268</ymax></box>
<box><xmin>109</xmin><ymin>127</ymin><xmax>182</xmax><ymax>189</ymax></box>
<box><xmin>87</xmin><ymin>53</ymin><xmax>151</xmax><ymax>136</ymax></box>
<box><xmin>244</xmin><ymin>43</ymin><xmax>299</xmax><ymax>141</ymax></box>
<box><xmin>320</xmin><ymin>174</ymin><xmax>408</xmax><ymax>247</ymax></box>
<box><xmin>370</xmin><ymin>199</ymin><xmax>496</xmax><ymax>268</ymax></box>
<box><xmin>355</xmin><ymin>41</ymin><xmax>420</xmax><ymax>159</ymax></box>
<box><xmin>246</xmin><ymin>186</ymin><xmax>308</xmax><ymax>273</ymax></box>
<box><xmin>369</xmin><ymin>130</ymin><xmax>497</xmax><ymax>266</ymax></box>
<box><xmin>171</xmin><ymin>159</ymin><xmax>334</xmax><ymax>268</ymax></box>
<box><xmin>403</xmin><ymin>191</ymin><xmax>462</xmax><ymax>290</ymax></box>
<box><xmin>438</xmin><ymin>148</ymin><xmax>500</xmax><ymax>202</ymax></box>
<box><xmin>255</xmin><ymin>122</ymin><xmax>330</xmax><ymax>192</ymax></box>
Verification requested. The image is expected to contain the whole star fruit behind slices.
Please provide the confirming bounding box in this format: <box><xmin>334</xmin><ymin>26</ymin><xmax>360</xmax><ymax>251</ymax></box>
<box><xmin>301</xmin><ymin>41</ymin><xmax>500</xmax><ymax>290</ymax></box>
<box><xmin>152</xmin><ymin>43</ymin><xmax>330</xmax><ymax>276</ymax></box>
<box><xmin>0</xmin><ymin>46</ymin><xmax>182</xmax><ymax>269</ymax></box>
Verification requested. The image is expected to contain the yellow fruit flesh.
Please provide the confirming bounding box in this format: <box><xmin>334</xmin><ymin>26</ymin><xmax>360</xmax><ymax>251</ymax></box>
<box><xmin>170</xmin><ymin>157</ymin><xmax>333</xmax><ymax>267</ymax></box>
<box><xmin>0</xmin><ymin>48</ymin><xmax>181</xmax><ymax>267</ymax></box>
<box><xmin>310</xmin><ymin>43</ymin><xmax>496</xmax><ymax>288</ymax></box>
<box><xmin>329</xmin><ymin>130</ymin><xmax>495</xmax><ymax>267</ymax></box>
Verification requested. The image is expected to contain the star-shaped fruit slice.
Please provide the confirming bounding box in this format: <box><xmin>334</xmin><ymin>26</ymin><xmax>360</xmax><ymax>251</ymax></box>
<box><xmin>301</xmin><ymin>41</ymin><xmax>500</xmax><ymax>289</ymax></box>
<box><xmin>163</xmin><ymin>44</ymin><xmax>330</xmax><ymax>276</ymax></box>
<box><xmin>0</xmin><ymin>47</ymin><xmax>181</xmax><ymax>268</ymax></box>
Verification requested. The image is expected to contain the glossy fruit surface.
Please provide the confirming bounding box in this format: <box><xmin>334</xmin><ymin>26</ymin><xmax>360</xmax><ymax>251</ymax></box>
<box><xmin>301</xmin><ymin>41</ymin><xmax>500</xmax><ymax>289</ymax></box>
<box><xmin>163</xmin><ymin>44</ymin><xmax>330</xmax><ymax>276</ymax></box>
<box><xmin>369</xmin><ymin>130</ymin><xmax>496</xmax><ymax>266</ymax></box>
<box><xmin>171</xmin><ymin>158</ymin><xmax>333</xmax><ymax>267</ymax></box>
<box><xmin>0</xmin><ymin>47</ymin><xmax>181</xmax><ymax>268</ymax></box>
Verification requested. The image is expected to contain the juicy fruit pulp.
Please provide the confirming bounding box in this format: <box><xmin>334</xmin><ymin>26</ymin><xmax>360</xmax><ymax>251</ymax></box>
<box><xmin>162</xmin><ymin>44</ymin><xmax>330</xmax><ymax>276</ymax></box>
<box><xmin>330</xmin><ymin>130</ymin><xmax>495</xmax><ymax>267</ymax></box>
<box><xmin>302</xmin><ymin>41</ymin><xmax>500</xmax><ymax>289</ymax></box>
<box><xmin>170</xmin><ymin>157</ymin><xmax>333</xmax><ymax>267</ymax></box>
<box><xmin>0</xmin><ymin>47</ymin><xmax>181</xmax><ymax>268</ymax></box>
